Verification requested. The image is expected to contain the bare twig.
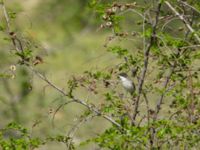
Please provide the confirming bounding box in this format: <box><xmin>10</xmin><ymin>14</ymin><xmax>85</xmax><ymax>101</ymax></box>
<box><xmin>1</xmin><ymin>1</ymin><xmax>23</xmax><ymax>53</ymax></box>
<box><xmin>153</xmin><ymin>65</ymin><xmax>175</xmax><ymax>120</ymax></box>
<box><xmin>52</xmin><ymin>100</ymin><xmax>74</xmax><ymax>128</ymax></box>
<box><xmin>67</xmin><ymin>115</ymin><xmax>96</xmax><ymax>137</ymax></box>
<box><xmin>149</xmin><ymin>64</ymin><xmax>175</xmax><ymax>149</ymax></box>
<box><xmin>66</xmin><ymin>114</ymin><xmax>96</xmax><ymax>149</ymax></box>
<box><xmin>180</xmin><ymin>45</ymin><xmax>200</xmax><ymax>49</ymax></box>
<box><xmin>132</xmin><ymin>2</ymin><xmax>162</xmax><ymax>124</ymax></box>
<box><xmin>178</xmin><ymin>0</ymin><xmax>200</xmax><ymax>15</ymax></box>
<box><xmin>168</xmin><ymin>109</ymin><xmax>182</xmax><ymax>121</ymax></box>
<box><xmin>1</xmin><ymin>0</ymin><xmax>10</xmax><ymax>30</ymax></box>
<box><xmin>165</xmin><ymin>1</ymin><xmax>200</xmax><ymax>43</ymax></box>
<box><xmin>143</xmin><ymin>93</ymin><xmax>150</xmax><ymax>126</ymax></box>
<box><xmin>187</xmin><ymin>69</ymin><xmax>195</xmax><ymax>123</ymax></box>
<box><xmin>161</xmin><ymin>17</ymin><xmax>179</xmax><ymax>31</ymax></box>
<box><xmin>32</xmin><ymin>68</ymin><xmax>67</xmax><ymax>96</ymax></box>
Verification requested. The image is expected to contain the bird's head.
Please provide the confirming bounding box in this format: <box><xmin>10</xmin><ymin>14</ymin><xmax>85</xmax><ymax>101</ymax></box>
<box><xmin>118</xmin><ymin>72</ymin><xmax>128</xmax><ymax>78</ymax></box>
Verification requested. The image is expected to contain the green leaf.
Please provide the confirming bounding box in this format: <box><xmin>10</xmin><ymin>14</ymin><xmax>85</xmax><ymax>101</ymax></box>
<box><xmin>107</xmin><ymin>46</ymin><xmax>128</xmax><ymax>57</ymax></box>
<box><xmin>144</xmin><ymin>28</ymin><xmax>152</xmax><ymax>38</ymax></box>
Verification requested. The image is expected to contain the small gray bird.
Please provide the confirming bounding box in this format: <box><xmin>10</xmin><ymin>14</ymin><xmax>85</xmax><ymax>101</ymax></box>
<box><xmin>118</xmin><ymin>73</ymin><xmax>135</xmax><ymax>94</ymax></box>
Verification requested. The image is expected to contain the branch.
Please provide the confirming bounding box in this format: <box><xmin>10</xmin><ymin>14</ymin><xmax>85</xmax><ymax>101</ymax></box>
<box><xmin>1</xmin><ymin>0</ymin><xmax>123</xmax><ymax>131</ymax></box>
<box><xmin>153</xmin><ymin>64</ymin><xmax>175</xmax><ymax>121</ymax></box>
<box><xmin>52</xmin><ymin>100</ymin><xmax>74</xmax><ymax>128</ymax></box>
<box><xmin>178</xmin><ymin>0</ymin><xmax>200</xmax><ymax>15</ymax></box>
<box><xmin>149</xmin><ymin>63</ymin><xmax>175</xmax><ymax>149</ymax></box>
<box><xmin>30</xmin><ymin>67</ymin><xmax>122</xmax><ymax>129</ymax></box>
<box><xmin>1</xmin><ymin>0</ymin><xmax>10</xmax><ymax>29</ymax></box>
<box><xmin>1</xmin><ymin>1</ymin><xmax>23</xmax><ymax>53</ymax></box>
<box><xmin>66</xmin><ymin>114</ymin><xmax>96</xmax><ymax>149</ymax></box>
<box><xmin>67</xmin><ymin>115</ymin><xmax>96</xmax><ymax>137</ymax></box>
<box><xmin>165</xmin><ymin>1</ymin><xmax>200</xmax><ymax>43</ymax></box>
<box><xmin>187</xmin><ymin>69</ymin><xmax>195</xmax><ymax>123</ymax></box>
<box><xmin>132</xmin><ymin>2</ymin><xmax>162</xmax><ymax>124</ymax></box>
<box><xmin>143</xmin><ymin>93</ymin><xmax>150</xmax><ymax>126</ymax></box>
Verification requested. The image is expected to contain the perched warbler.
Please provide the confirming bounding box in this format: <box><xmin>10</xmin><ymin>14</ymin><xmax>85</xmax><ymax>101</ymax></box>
<box><xmin>118</xmin><ymin>72</ymin><xmax>135</xmax><ymax>95</ymax></box>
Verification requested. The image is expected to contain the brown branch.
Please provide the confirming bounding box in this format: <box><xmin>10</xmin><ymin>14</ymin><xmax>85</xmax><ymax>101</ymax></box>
<box><xmin>143</xmin><ymin>93</ymin><xmax>150</xmax><ymax>126</ymax></box>
<box><xmin>149</xmin><ymin>50</ymin><xmax>180</xmax><ymax>147</ymax></box>
<box><xmin>1</xmin><ymin>1</ymin><xmax>23</xmax><ymax>53</ymax></box>
<box><xmin>188</xmin><ymin>69</ymin><xmax>195</xmax><ymax>123</ymax></box>
<box><xmin>165</xmin><ymin>1</ymin><xmax>200</xmax><ymax>43</ymax></box>
<box><xmin>132</xmin><ymin>2</ymin><xmax>162</xmax><ymax>124</ymax></box>
<box><xmin>30</xmin><ymin>67</ymin><xmax>122</xmax><ymax>129</ymax></box>
<box><xmin>153</xmin><ymin>64</ymin><xmax>175</xmax><ymax>121</ymax></box>
<box><xmin>66</xmin><ymin>114</ymin><xmax>96</xmax><ymax>149</ymax></box>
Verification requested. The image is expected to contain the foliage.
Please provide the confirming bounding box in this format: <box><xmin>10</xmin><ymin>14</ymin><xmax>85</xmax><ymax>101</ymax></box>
<box><xmin>1</xmin><ymin>0</ymin><xmax>200</xmax><ymax>150</ymax></box>
<box><xmin>0</xmin><ymin>122</ymin><xmax>75</xmax><ymax>150</ymax></box>
<box><xmin>81</xmin><ymin>0</ymin><xmax>200</xmax><ymax>149</ymax></box>
<box><xmin>0</xmin><ymin>122</ymin><xmax>43</xmax><ymax>150</ymax></box>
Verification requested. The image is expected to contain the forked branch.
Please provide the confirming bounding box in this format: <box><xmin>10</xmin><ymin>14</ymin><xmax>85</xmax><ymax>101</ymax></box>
<box><xmin>165</xmin><ymin>1</ymin><xmax>200</xmax><ymax>43</ymax></box>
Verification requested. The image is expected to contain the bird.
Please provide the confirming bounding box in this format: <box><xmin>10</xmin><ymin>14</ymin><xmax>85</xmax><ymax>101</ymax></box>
<box><xmin>118</xmin><ymin>73</ymin><xmax>135</xmax><ymax>94</ymax></box>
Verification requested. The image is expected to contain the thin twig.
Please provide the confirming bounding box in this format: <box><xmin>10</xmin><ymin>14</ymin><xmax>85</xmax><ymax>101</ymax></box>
<box><xmin>30</xmin><ymin>67</ymin><xmax>122</xmax><ymax>129</ymax></box>
<box><xmin>180</xmin><ymin>45</ymin><xmax>200</xmax><ymax>49</ymax></box>
<box><xmin>52</xmin><ymin>100</ymin><xmax>74</xmax><ymax>128</ymax></box>
<box><xmin>66</xmin><ymin>114</ymin><xmax>96</xmax><ymax>149</ymax></box>
<box><xmin>165</xmin><ymin>1</ymin><xmax>200</xmax><ymax>43</ymax></box>
<box><xmin>1</xmin><ymin>0</ymin><xmax>10</xmax><ymax>30</ymax></box>
<box><xmin>153</xmin><ymin>64</ymin><xmax>175</xmax><ymax>121</ymax></box>
<box><xmin>132</xmin><ymin>2</ymin><xmax>162</xmax><ymax>124</ymax></box>
<box><xmin>178</xmin><ymin>0</ymin><xmax>200</xmax><ymax>15</ymax></box>
<box><xmin>149</xmin><ymin>64</ymin><xmax>175</xmax><ymax>149</ymax></box>
<box><xmin>1</xmin><ymin>1</ymin><xmax>23</xmax><ymax>52</ymax></box>
<box><xmin>169</xmin><ymin>110</ymin><xmax>182</xmax><ymax>120</ymax></box>
<box><xmin>67</xmin><ymin>115</ymin><xmax>96</xmax><ymax>138</ymax></box>
<box><xmin>188</xmin><ymin>69</ymin><xmax>195</xmax><ymax>123</ymax></box>
<box><xmin>143</xmin><ymin>93</ymin><xmax>150</xmax><ymax>126</ymax></box>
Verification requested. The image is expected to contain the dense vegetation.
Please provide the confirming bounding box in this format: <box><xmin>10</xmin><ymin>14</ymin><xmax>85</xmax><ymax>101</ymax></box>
<box><xmin>0</xmin><ymin>0</ymin><xmax>200</xmax><ymax>149</ymax></box>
